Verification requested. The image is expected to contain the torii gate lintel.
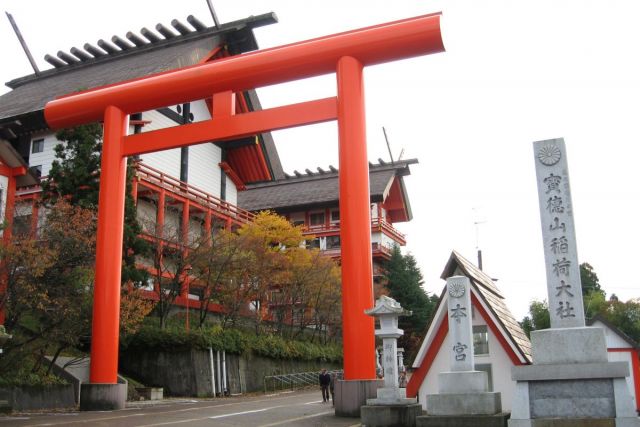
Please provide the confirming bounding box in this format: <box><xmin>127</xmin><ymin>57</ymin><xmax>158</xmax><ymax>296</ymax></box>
<box><xmin>43</xmin><ymin>12</ymin><xmax>444</xmax><ymax>388</ymax></box>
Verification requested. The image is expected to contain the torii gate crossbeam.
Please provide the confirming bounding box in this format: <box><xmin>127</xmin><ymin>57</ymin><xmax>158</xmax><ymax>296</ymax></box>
<box><xmin>44</xmin><ymin>12</ymin><xmax>444</xmax><ymax>393</ymax></box>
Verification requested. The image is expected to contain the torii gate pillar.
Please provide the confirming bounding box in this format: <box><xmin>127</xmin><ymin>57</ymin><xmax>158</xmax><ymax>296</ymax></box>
<box><xmin>44</xmin><ymin>12</ymin><xmax>444</xmax><ymax>411</ymax></box>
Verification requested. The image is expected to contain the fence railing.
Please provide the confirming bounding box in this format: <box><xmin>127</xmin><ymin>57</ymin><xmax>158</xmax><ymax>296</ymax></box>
<box><xmin>264</xmin><ymin>369</ymin><xmax>343</xmax><ymax>393</ymax></box>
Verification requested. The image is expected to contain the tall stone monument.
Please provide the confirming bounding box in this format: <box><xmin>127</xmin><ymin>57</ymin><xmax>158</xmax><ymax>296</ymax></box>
<box><xmin>418</xmin><ymin>276</ymin><xmax>505</xmax><ymax>427</ymax></box>
<box><xmin>509</xmin><ymin>138</ymin><xmax>639</xmax><ymax>427</ymax></box>
<box><xmin>360</xmin><ymin>295</ymin><xmax>422</xmax><ymax>427</ymax></box>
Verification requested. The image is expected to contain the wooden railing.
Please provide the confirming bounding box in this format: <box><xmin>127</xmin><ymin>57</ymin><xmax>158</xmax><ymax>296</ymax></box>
<box><xmin>303</xmin><ymin>218</ymin><xmax>406</xmax><ymax>245</ymax></box>
<box><xmin>135</xmin><ymin>161</ymin><xmax>255</xmax><ymax>224</ymax></box>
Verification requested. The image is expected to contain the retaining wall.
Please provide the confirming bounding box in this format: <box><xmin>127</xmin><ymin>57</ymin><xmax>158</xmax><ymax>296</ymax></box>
<box><xmin>120</xmin><ymin>349</ymin><xmax>340</xmax><ymax>396</ymax></box>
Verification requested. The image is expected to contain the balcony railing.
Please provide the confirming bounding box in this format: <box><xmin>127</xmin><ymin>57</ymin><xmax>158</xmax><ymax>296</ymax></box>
<box><xmin>135</xmin><ymin>161</ymin><xmax>255</xmax><ymax>224</ymax></box>
<box><xmin>302</xmin><ymin>218</ymin><xmax>406</xmax><ymax>245</ymax></box>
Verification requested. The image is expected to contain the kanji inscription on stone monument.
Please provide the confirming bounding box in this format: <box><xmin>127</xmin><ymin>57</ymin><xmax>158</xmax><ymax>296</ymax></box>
<box><xmin>446</xmin><ymin>276</ymin><xmax>474</xmax><ymax>371</ymax></box>
<box><xmin>533</xmin><ymin>138</ymin><xmax>585</xmax><ymax>328</ymax></box>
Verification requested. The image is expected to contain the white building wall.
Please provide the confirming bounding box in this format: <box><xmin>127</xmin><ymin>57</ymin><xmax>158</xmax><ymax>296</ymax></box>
<box><xmin>226</xmin><ymin>176</ymin><xmax>238</xmax><ymax>205</ymax></box>
<box><xmin>0</xmin><ymin>175</ymin><xmax>8</xmax><ymax>237</ymax></box>
<box><xmin>28</xmin><ymin>133</ymin><xmax>61</xmax><ymax>177</ymax></box>
<box><xmin>187</xmin><ymin>142</ymin><xmax>221</xmax><ymax>197</ymax></box>
<box><xmin>417</xmin><ymin>303</ymin><xmax>519</xmax><ymax>411</ymax></box>
<box><xmin>139</xmin><ymin>110</ymin><xmax>181</xmax><ymax>178</ymax></box>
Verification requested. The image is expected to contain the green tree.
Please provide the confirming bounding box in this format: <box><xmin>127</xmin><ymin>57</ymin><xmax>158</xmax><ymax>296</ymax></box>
<box><xmin>520</xmin><ymin>300</ymin><xmax>550</xmax><ymax>337</ymax></box>
<box><xmin>521</xmin><ymin>263</ymin><xmax>635</xmax><ymax>341</ymax></box>
<box><xmin>580</xmin><ymin>262</ymin><xmax>603</xmax><ymax>297</ymax></box>
<box><xmin>41</xmin><ymin>124</ymin><xmax>149</xmax><ymax>285</ymax></box>
<box><xmin>606</xmin><ymin>299</ymin><xmax>640</xmax><ymax>343</ymax></box>
<box><xmin>383</xmin><ymin>245</ymin><xmax>438</xmax><ymax>357</ymax></box>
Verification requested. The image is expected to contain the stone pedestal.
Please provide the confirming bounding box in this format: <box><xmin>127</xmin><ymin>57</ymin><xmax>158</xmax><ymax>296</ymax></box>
<box><xmin>79</xmin><ymin>383</ymin><xmax>126</xmax><ymax>411</ymax></box>
<box><xmin>509</xmin><ymin>327</ymin><xmax>639</xmax><ymax>427</ymax></box>
<box><xmin>426</xmin><ymin>370</ymin><xmax>502</xmax><ymax>416</ymax></box>
<box><xmin>417</xmin><ymin>413</ymin><xmax>510</xmax><ymax>427</ymax></box>
<box><xmin>335</xmin><ymin>379</ymin><xmax>381</xmax><ymax>417</ymax></box>
<box><xmin>361</xmin><ymin>403</ymin><xmax>423</xmax><ymax>427</ymax></box>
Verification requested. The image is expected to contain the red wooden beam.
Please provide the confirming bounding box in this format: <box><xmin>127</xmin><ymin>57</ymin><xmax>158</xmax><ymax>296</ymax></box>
<box><xmin>122</xmin><ymin>97</ymin><xmax>338</xmax><ymax>156</ymax></box>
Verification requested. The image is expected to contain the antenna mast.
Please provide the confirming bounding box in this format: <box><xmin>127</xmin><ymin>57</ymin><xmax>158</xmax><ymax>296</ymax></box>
<box><xmin>5</xmin><ymin>12</ymin><xmax>40</xmax><ymax>75</ymax></box>
<box><xmin>382</xmin><ymin>126</ymin><xmax>394</xmax><ymax>164</ymax></box>
<box><xmin>473</xmin><ymin>207</ymin><xmax>486</xmax><ymax>270</ymax></box>
<box><xmin>205</xmin><ymin>0</ymin><xmax>221</xmax><ymax>28</ymax></box>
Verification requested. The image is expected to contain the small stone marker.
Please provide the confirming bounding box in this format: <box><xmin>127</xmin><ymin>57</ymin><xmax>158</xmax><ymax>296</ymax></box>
<box><xmin>446</xmin><ymin>276</ymin><xmax>473</xmax><ymax>372</ymax></box>
<box><xmin>533</xmin><ymin>138</ymin><xmax>585</xmax><ymax>328</ymax></box>
<box><xmin>423</xmin><ymin>276</ymin><xmax>502</xmax><ymax>419</ymax></box>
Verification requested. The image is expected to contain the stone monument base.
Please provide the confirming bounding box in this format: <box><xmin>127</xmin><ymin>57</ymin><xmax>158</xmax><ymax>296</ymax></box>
<box><xmin>79</xmin><ymin>383</ymin><xmax>126</xmax><ymax>411</ymax></box>
<box><xmin>334</xmin><ymin>379</ymin><xmax>381</xmax><ymax>417</ymax></box>
<box><xmin>417</xmin><ymin>413</ymin><xmax>510</xmax><ymax>427</ymax></box>
<box><xmin>427</xmin><ymin>392</ymin><xmax>502</xmax><ymax>415</ymax></box>
<box><xmin>361</xmin><ymin>403</ymin><xmax>422</xmax><ymax>427</ymax></box>
<box><xmin>509</xmin><ymin>327</ymin><xmax>640</xmax><ymax>427</ymax></box>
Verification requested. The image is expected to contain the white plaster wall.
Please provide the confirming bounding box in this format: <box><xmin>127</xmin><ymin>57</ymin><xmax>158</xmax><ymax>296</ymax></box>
<box><xmin>591</xmin><ymin>322</ymin><xmax>632</xmax><ymax>349</ymax></box>
<box><xmin>28</xmin><ymin>132</ymin><xmax>62</xmax><ymax>177</ymax></box>
<box><xmin>226</xmin><ymin>176</ymin><xmax>238</xmax><ymax>205</ymax></box>
<box><xmin>417</xmin><ymin>310</ymin><xmax>518</xmax><ymax>411</ymax></box>
<box><xmin>418</xmin><ymin>331</ymin><xmax>449</xmax><ymax>407</ymax></box>
<box><xmin>189</xmin><ymin>100</ymin><xmax>211</xmax><ymax>122</ymax></box>
<box><xmin>188</xmin><ymin>142</ymin><xmax>221</xmax><ymax>197</ymax></box>
<box><xmin>371</xmin><ymin>232</ymin><xmax>382</xmax><ymax>245</ymax></box>
<box><xmin>139</xmin><ymin>110</ymin><xmax>181</xmax><ymax>178</ymax></box>
<box><xmin>0</xmin><ymin>175</ymin><xmax>8</xmax><ymax>237</ymax></box>
<box><xmin>380</xmin><ymin>233</ymin><xmax>396</xmax><ymax>249</ymax></box>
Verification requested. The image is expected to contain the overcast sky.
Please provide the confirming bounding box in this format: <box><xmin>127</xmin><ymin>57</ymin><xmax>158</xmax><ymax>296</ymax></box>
<box><xmin>1</xmin><ymin>0</ymin><xmax>639</xmax><ymax>320</ymax></box>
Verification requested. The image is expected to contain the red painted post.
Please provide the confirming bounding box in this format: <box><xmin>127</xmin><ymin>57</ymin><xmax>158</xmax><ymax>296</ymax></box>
<box><xmin>3</xmin><ymin>175</ymin><xmax>16</xmax><ymax>244</ymax></box>
<box><xmin>336</xmin><ymin>56</ymin><xmax>376</xmax><ymax>380</ymax></box>
<box><xmin>90</xmin><ymin>106</ymin><xmax>128</xmax><ymax>383</ymax></box>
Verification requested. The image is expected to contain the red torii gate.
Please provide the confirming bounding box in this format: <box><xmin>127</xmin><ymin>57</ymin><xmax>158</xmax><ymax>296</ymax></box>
<box><xmin>44</xmin><ymin>11</ymin><xmax>444</xmax><ymax>401</ymax></box>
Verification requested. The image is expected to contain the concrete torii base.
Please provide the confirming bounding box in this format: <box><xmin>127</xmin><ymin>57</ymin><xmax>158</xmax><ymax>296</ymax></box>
<box><xmin>334</xmin><ymin>379</ymin><xmax>381</xmax><ymax>417</ymax></box>
<box><xmin>79</xmin><ymin>383</ymin><xmax>126</xmax><ymax>411</ymax></box>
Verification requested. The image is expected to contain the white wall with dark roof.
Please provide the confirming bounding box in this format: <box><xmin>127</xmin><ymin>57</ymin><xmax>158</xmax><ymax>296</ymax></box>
<box><xmin>226</xmin><ymin>175</ymin><xmax>238</xmax><ymax>205</ymax></box>
<box><xmin>28</xmin><ymin>133</ymin><xmax>60</xmax><ymax>177</ymax></box>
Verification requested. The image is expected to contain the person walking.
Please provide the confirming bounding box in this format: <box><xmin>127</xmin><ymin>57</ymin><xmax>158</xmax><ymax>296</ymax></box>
<box><xmin>329</xmin><ymin>372</ymin><xmax>336</xmax><ymax>406</ymax></box>
<box><xmin>319</xmin><ymin>368</ymin><xmax>331</xmax><ymax>402</ymax></box>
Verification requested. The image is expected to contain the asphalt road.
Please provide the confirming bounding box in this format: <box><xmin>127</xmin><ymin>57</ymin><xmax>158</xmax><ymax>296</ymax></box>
<box><xmin>0</xmin><ymin>390</ymin><xmax>361</xmax><ymax>427</ymax></box>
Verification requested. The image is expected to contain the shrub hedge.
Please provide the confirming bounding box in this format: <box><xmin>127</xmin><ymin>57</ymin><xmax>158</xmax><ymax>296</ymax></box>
<box><xmin>122</xmin><ymin>326</ymin><xmax>342</xmax><ymax>363</ymax></box>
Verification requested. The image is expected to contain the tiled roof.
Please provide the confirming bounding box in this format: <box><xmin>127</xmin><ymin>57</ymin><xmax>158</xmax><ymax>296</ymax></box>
<box><xmin>0</xmin><ymin>13</ymin><xmax>277</xmax><ymax>130</ymax></box>
<box><xmin>441</xmin><ymin>250</ymin><xmax>532</xmax><ymax>361</ymax></box>
<box><xmin>238</xmin><ymin>159</ymin><xmax>417</xmax><ymax>212</ymax></box>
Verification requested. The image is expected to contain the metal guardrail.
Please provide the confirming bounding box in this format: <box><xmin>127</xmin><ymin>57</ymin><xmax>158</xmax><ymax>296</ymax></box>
<box><xmin>264</xmin><ymin>369</ymin><xmax>343</xmax><ymax>393</ymax></box>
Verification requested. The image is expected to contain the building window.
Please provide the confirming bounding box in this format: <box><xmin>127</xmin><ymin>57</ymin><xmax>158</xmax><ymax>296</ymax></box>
<box><xmin>326</xmin><ymin>235</ymin><xmax>341</xmax><ymax>249</ymax></box>
<box><xmin>31</xmin><ymin>138</ymin><xmax>44</xmax><ymax>154</ymax></box>
<box><xmin>292</xmin><ymin>220</ymin><xmax>304</xmax><ymax>227</ymax></box>
<box><xmin>475</xmin><ymin>363</ymin><xmax>493</xmax><ymax>391</ymax></box>
<box><xmin>330</xmin><ymin>210</ymin><xmax>340</xmax><ymax>223</ymax></box>
<box><xmin>306</xmin><ymin>237</ymin><xmax>320</xmax><ymax>249</ymax></box>
<box><xmin>473</xmin><ymin>325</ymin><xmax>489</xmax><ymax>356</ymax></box>
<box><xmin>30</xmin><ymin>165</ymin><xmax>42</xmax><ymax>178</ymax></box>
<box><xmin>309</xmin><ymin>212</ymin><xmax>325</xmax><ymax>227</ymax></box>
